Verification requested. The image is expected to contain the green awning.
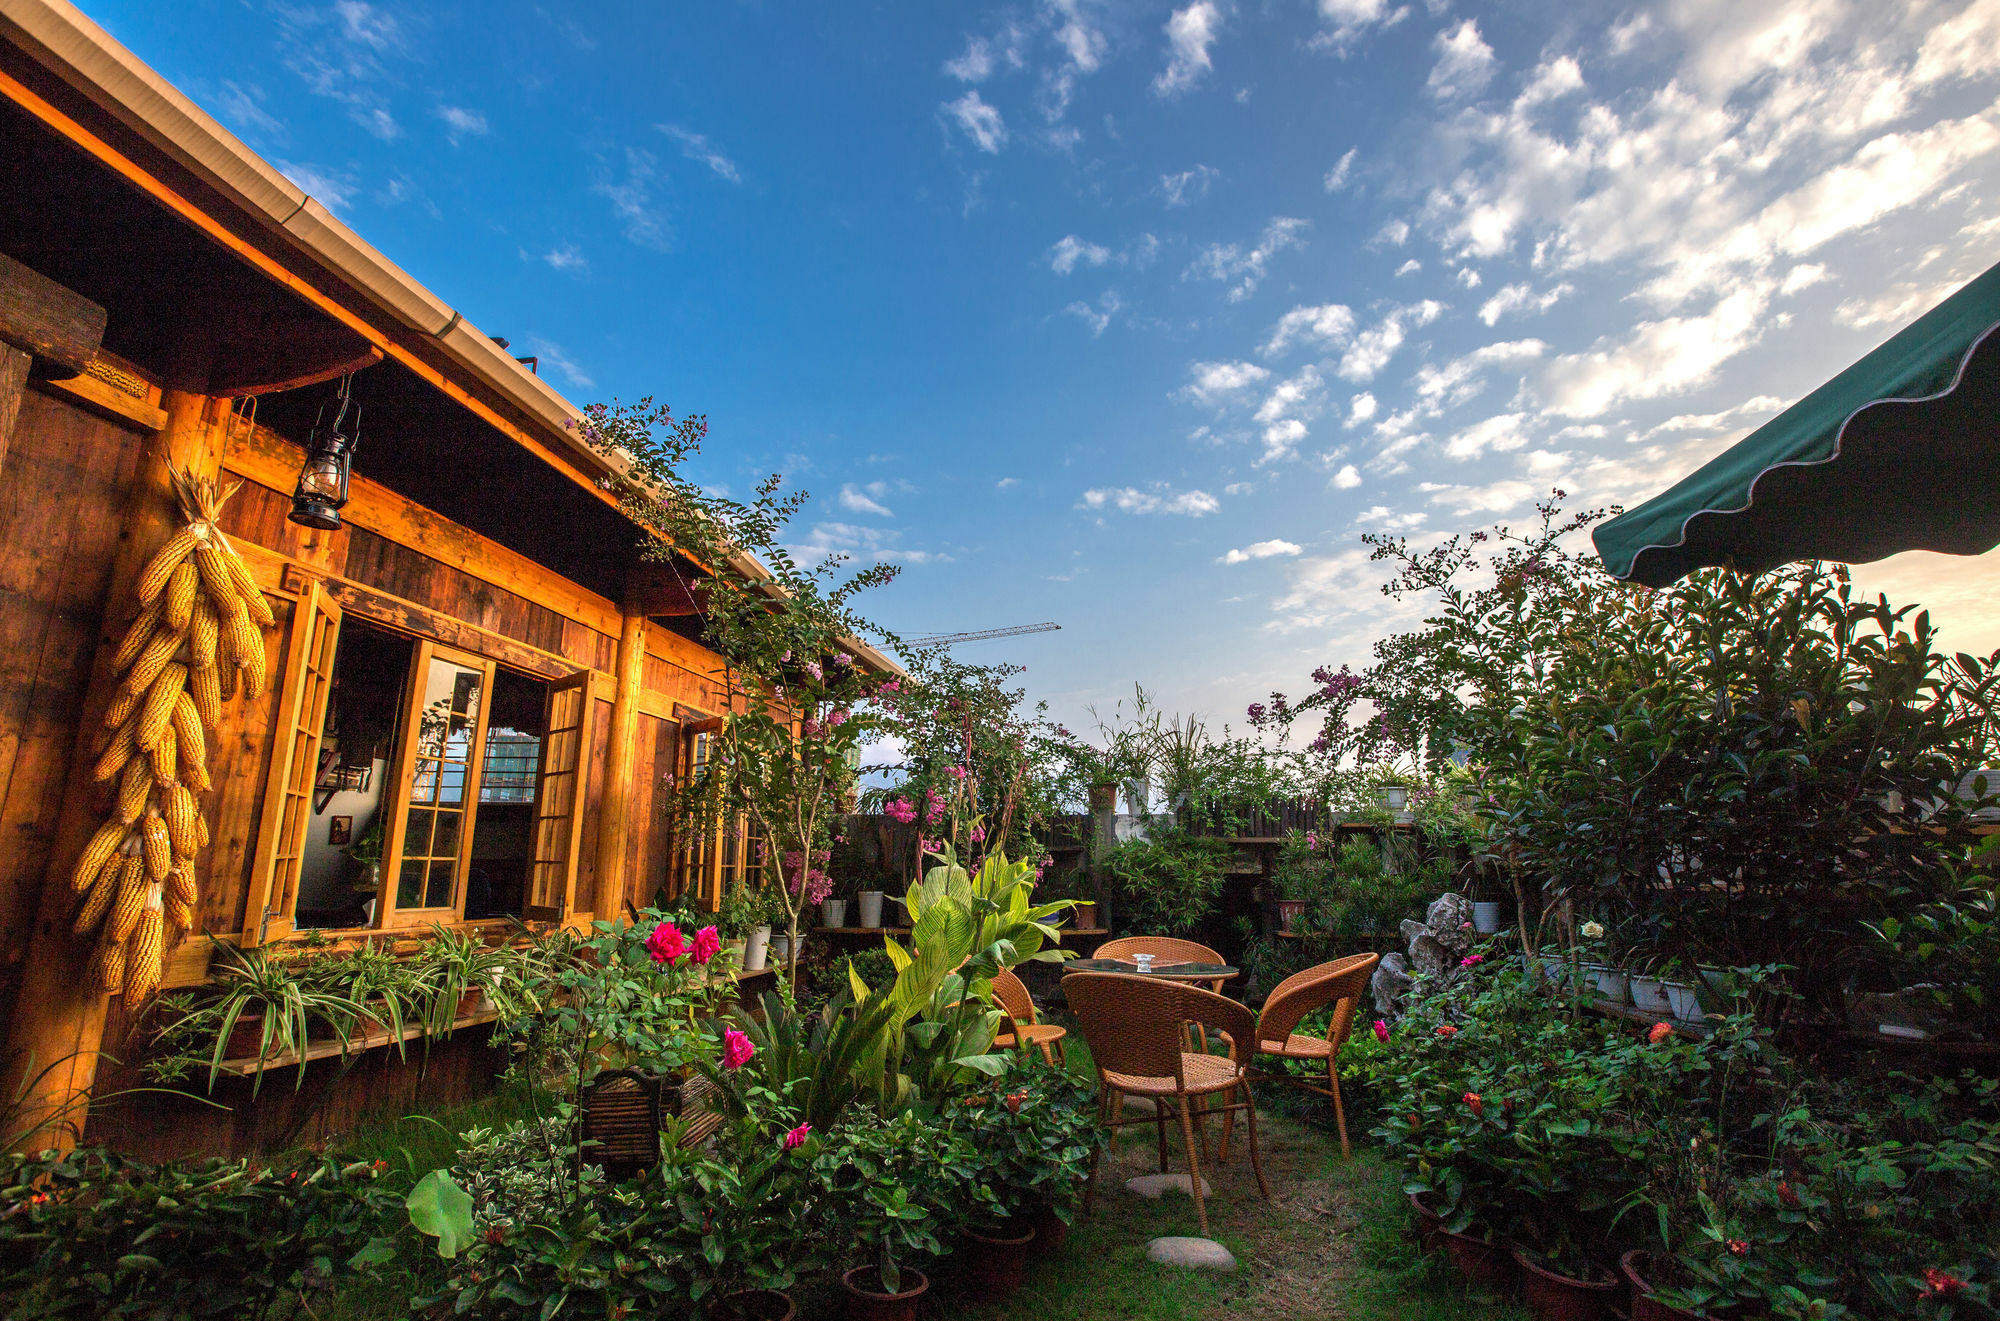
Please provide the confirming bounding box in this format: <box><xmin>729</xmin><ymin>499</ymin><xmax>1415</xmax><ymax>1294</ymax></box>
<box><xmin>1593</xmin><ymin>260</ymin><xmax>2000</xmax><ymax>587</ymax></box>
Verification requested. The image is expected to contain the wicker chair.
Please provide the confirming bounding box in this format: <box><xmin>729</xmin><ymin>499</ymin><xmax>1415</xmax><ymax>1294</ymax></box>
<box><xmin>1240</xmin><ymin>952</ymin><xmax>1380</xmax><ymax>1157</ymax></box>
<box><xmin>1093</xmin><ymin>936</ymin><xmax>1229</xmax><ymax>991</ymax></box>
<box><xmin>1065</xmin><ymin>971</ymin><xmax>1271</xmax><ymax>1237</ymax></box>
<box><xmin>990</xmin><ymin>966</ymin><xmax>1067</xmax><ymax>1066</ymax></box>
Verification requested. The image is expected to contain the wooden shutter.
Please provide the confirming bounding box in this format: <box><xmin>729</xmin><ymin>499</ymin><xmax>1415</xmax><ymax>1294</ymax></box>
<box><xmin>675</xmin><ymin>717</ymin><xmax>725</xmax><ymax>907</ymax></box>
<box><xmin>243</xmin><ymin>581</ymin><xmax>341</xmax><ymax>946</ymax></box>
<box><xmin>525</xmin><ymin>668</ymin><xmax>597</xmax><ymax>922</ymax></box>
<box><xmin>375</xmin><ymin>641</ymin><xmax>496</xmax><ymax>929</ymax></box>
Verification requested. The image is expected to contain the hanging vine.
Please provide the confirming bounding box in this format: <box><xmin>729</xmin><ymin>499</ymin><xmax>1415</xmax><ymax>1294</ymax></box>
<box><xmin>68</xmin><ymin>466</ymin><xmax>271</xmax><ymax>1000</ymax></box>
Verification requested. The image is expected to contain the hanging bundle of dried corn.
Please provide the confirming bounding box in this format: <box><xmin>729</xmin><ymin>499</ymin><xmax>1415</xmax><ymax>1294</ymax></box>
<box><xmin>72</xmin><ymin>466</ymin><xmax>272</xmax><ymax>1000</ymax></box>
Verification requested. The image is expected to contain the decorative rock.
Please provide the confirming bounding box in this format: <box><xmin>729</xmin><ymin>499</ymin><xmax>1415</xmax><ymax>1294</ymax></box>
<box><xmin>1376</xmin><ymin>891</ymin><xmax>1475</xmax><ymax>1022</ymax></box>
<box><xmin>1121</xmin><ymin>1093</ymin><xmax>1159</xmax><ymax>1115</ymax></box>
<box><xmin>1126</xmin><ymin>1173</ymin><xmax>1212</xmax><ymax>1198</ymax></box>
<box><xmin>1147</xmin><ymin>1237</ymin><xmax>1237</xmax><ymax>1272</ymax></box>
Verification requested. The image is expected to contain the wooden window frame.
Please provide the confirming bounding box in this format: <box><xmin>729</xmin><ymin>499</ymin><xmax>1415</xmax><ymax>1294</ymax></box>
<box><xmin>374</xmin><ymin>640</ymin><xmax>497</xmax><ymax>931</ymax></box>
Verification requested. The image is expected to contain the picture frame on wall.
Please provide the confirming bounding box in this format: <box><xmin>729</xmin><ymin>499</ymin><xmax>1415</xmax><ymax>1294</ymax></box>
<box><xmin>328</xmin><ymin>815</ymin><xmax>353</xmax><ymax>846</ymax></box>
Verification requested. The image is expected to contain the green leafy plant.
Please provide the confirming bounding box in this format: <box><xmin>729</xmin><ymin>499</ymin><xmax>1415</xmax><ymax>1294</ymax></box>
<box><xmin>146</xmin><ymin>942</ymin><xmax>365</xmax><ymax>1095</ymax></box>
<box><xmin>1104</xmin><ymin>826</ymin><xmax>1231</xmax><ymax>936</ymax></box>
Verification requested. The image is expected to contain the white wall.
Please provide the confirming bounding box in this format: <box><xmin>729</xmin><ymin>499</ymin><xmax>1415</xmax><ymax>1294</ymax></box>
<box><xmin>296</xmin><ymin>757</ymin><xmax>387</xmax><ymax>913</ymax></box>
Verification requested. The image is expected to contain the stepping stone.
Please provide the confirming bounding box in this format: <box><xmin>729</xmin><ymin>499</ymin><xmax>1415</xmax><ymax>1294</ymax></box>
<box><xmin>1122</xmin><ymin>1094</ymin><xmax>1161</xmax><ymax>1115</ymax></box>
<box><xmin>1126</xmin><ymin>1172</ymin><xmax>1213</xmax><ymax>1198</ymax></box>
<box><xmin>1147</xmin><ymin>1237</ymin><xmax>1237</xmax><ymax>1272</ymax></box>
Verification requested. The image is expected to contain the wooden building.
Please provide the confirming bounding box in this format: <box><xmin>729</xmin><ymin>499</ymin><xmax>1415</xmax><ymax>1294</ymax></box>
<box><xmin>0</xmin><ymin>1</ymin><xmax>889</xmax><ymax>1151</ymax></box>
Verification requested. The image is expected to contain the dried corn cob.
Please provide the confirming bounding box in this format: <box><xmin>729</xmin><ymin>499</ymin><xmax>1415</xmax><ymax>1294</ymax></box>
<box><xmin>135</xmin><ymin>525</ymin><xmax>202</xmax><ymax>603</ymax></box>
<box><xmin>102</xmin><ymin>681</ymin><xmax>142</xmax><ymax>732</ymax></box>
<box><xmin>89</xmin><ymin>938</ymin><xmax>125</xmax><ymax>996</ymax></box>
<box><xmin>137</xmin><ymin>663</ymin><xmax>187</xmax><ymax>750</ymax></box>
<box><xmin>222</xmin><ymin>608</ymin><xmax>262</xmax><ymax>685</ymax></box>
<box><xmin>166</xmin><ymin>896</ymin><xmax>194</xmax><ymax>931</ymax></box>
<box><xmin>141</xmin><ymin>810</ymin><xmax>171</xmax><ymax>881</ymax></box>
<box><xmin>171</xmin><ymin>692</ymin><xmax>205</xmax><ymax>774</ymax></box>
<box><xmin>164</xmin><ymin>562</ymin><xmax>198</xmax><ymax>632</ymax></box>
<box><xmin>116</xmin><ymin>755</ymin><xmax>153</xmax><ymax>825</ymax></box>
<box><xmin>190</xmin><ymin>662</ymin><xmax>222</xmax><ymax>730</ymax></box>
<box><xmin>120</xmin><ymin>627</ymin><xmax>184</xmax><ymax>707</ymax></box>
<box><xmin>148</xmin><ymin>724</ymin><xmax>178</xmax><ymax>787</ymax></box>
<box><xmin>71</xmin><ymin>819</ymin><xmax>126</xmax><ymax>890</ymax></box>
<box><xmin>92</xmin><ymin>720</ymin><xmax>138</xmax><ymax>782</ymax></box>
<box><xmin>194</xmin><ymin>811</ymin><xmax>209</xmax><ymax>850</ymax></box>
<box><xmin>215</xmin><ymin>534</ymin><xmax>276</xmax><ymax>626</ymax></box>
<box><xmin>190</xmin><ymin>598</ymin><xmax>217</xmax><ymax>669</ymax></box>
<box><xmin>73</xmin><ymin>859</ymin><xmax>118</xmax><ymax>935</ymax></box>
<box><xmin>167</xmin><ymin>859</ymin><xmax>198</xmax><ymax>909</ymax></box>
<box><xmin>125</xmin><ymin>903</ymin><xmax>164</xmax><ymax>1002</ymax></box>
<box><xmin>165</xmin><ymin>783</ymin><xmax>201</xmax><ymax>859</ymax></box>
<box><xmin>107</xmin><ymin>853</ymin><xmax>148</xmax><ymax>943</ymax></box>
<box><xmin>112</xmin><ymin>598</ymin><xmax>162</xmax><ymax>673</ymax></box>
<box><xmin>217</xmin><ymin>660</ymin><xmax>238</xmax><ymax>702</ymax></box>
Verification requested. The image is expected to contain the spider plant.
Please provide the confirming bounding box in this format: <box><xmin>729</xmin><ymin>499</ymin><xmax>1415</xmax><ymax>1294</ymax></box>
<box><xmin>309</xmin><ymin>941</ymin><xmax>419</xmax><ymax>1056</ymax></box>
<box><xmin>194</xmin><ymin>943</ymin><xmax>365</xmax><ymax>1096</ymax></box>
<box><xmin>413</xmin><ymin>927</ymin><xmax>530</xmax><ymax>1038</ymax></box>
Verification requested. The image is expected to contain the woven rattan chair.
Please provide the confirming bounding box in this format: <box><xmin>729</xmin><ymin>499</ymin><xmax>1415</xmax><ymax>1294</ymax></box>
<box><xmin>1065</xmin><ymin>971</ymin><xmax>1271</xmax><ymax>1238</ymax></box>
<box><xmin>1093</xmin><ymin>936</ymin><xmax>1229</xmax><ymax>991</ymax></box>
<box><xmin>1239</xmin><ymin>952</ymin><xmax>1381</xmax><ymax>1157</ymax></box>
<box><xmin>990</xmin><ymin>966</ymin><xmax>1067</xmax><ymax>1066</ymax></box>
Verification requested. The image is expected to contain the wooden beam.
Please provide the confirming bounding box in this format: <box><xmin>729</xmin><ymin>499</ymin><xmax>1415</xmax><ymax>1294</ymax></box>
<box><xmin>0</xmin><ymin>250</ymin><xmax>105</xmax><ymax>375</ymax></box>
<box><xmin>4</xmin><ymin>389</ymin><xmax>226</xmax><ymax>1152</ymax></box>
<box><xmin>37</xmin><ymin>353</ymin><xmax>169</xmax><ymax>431</ymax></box>
<box><xmin>593</xmin><ymin>598</ymin><xmax>648</xmax><ymax>921</ymax></box>
<box><xmin>0</xmin><ymin>344</ymin><xmax>26</xmax><ymax>481</ymax></box>
<box><xmin>223</xmin><ymin>419</ymin><xmax>624</xmax><ymax>638</ymax></box>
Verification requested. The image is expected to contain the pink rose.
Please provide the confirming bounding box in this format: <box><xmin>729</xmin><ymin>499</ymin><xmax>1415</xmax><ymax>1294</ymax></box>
<box><xmin>1459</xmin><ymin>955</ymin><xmax>1484</xmax><ymax>968</ymax></box>
<box><xmin>1372</xmin><ymin>1020</ymin><xmax>1389</xmax><ymax>1043</ymax></box>
<box><xmin>692</xmin><ymin>925</ymin><xmax>721</xmax><ymax>965</ymax></box>
<box><xmin>783</xmin><ymin>1121</ymin><xmax>811</xmax><ymax>1150</ymax></box>
<box><xmin>646</xmin><ymin>923</ymin><xmax>687</xmax><ymax>965</ymax></box>
<box><xmin>722</xmin><ymin>1028</ymin><xmax>755</xmax><ymax>1070</ymax></box>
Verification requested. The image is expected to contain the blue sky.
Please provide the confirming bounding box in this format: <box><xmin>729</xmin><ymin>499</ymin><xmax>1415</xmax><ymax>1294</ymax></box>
<box><xmin>87</xmin><ymin>0</ymin><xmax>2000</xmax><ymax>733</ymax></box>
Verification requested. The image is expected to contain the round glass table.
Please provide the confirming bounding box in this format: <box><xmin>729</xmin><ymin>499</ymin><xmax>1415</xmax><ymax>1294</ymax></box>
<box><xmin>1064</xmin><ymin>958</ymin><xmax>1239</xmax><ymax>982</ymax></box>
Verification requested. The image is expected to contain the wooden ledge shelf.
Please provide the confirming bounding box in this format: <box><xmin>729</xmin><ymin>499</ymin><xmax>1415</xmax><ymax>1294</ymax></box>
<box><xmin>1585</xmin><ymin>998</ymin><xmax>1714</xmax><ymax>1040</ymax></box>
<box><xmin>214</xmin><ymin>1006</ymin><xmax>501</xmax><ymax>1078</ymax></box>
<box><xmin>818</xmin><ymin>926</ymin><xmax>912</xmax><ymax>936</ymax></box>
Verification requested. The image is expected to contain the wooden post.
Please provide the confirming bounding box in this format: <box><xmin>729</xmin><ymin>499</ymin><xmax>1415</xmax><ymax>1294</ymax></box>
<box><xmin>592</xmin><ymin>600</ymin><xmax>649</xmax><ymax>925</ymax></box>
<box><xmin>0</xmin><ymin>344</ymin><xmax>27</xmax><ymax>478</ymax></box>
<box><xmin>3</xmin><ymin>389</ymin><xmax>225</xmax><ymax>1151</ymax></box>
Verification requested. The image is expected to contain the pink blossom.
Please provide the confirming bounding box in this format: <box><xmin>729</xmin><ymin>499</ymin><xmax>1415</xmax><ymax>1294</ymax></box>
<box><xmin>946</xmin><ymin>764</ymin><xmax>969</xmax><ymax>780</ymax></box>
<box><xmin>1459</xmin><ymin>955</ymin><xmax>1484</xmax><ymax>968</ymax></box>
<box><xmin>825</xmin><ymin>709</ymin><xmax>848</xmax><ymax>727</ymax></box>
<box><xmin>919</xmin><ymin>837</ymin><xmax>944</xmax><ymax>855</ymax></box>
<box><xmin>1372</xmin><ymin>1020</ymin><xmax>1389</xmax><ymax>1043</ymax></box>
<box><xmin>924</xmin><ymin>792</ymin><xmax>945</xmax><ymax>826</ymax></box>
<box><xmin>833</xmin><ymin>653</ymin><xmax>852</xmax><ymax>667</ymax></box>
<box><xmin>804</xmin><ymin>660</ymin><xmax>823</xmax><ymax>681</ymax></box>
<box><xmin>800</xmin><ymin>717</ymin><xmax>822</xmax><ymax>738</ymax></box>
<box><xmin>804</xmin><ymin>870</ymin><xmax>832</xmax><ymax>905</ymax></box>
<box><xmin>783</xmin><ymin>1122</ymin><xmax>811</xmax><ymax>1150</ymax></box>
<box><xmin>970</xmin><ymin>824</ymin><xmax>986</xmax><ymax>843</ymax></box>
<box><xmin>646</xmin><ymin>923</ymin><xmax>688</xmax><ymax>965</ymax></box>
<box><xmin>722</xmin><ymin>1029</ymin><xmax>755</xmax><ymax>1070</ymax></box>
<box><xmin>692</xmin><ymin>926</ymin><xmax>721</xmax><ymax>965</ymax></box>
<box><xmin>1306</xmin><ymin>831</ymin><xmax>1319</xmax><ymax>850</ymax></box>
<box><xmin>885</xmin><ymin>798</ymin><xmax>918</xmax><ymax>824</ymax></box>
<box><xmin>879</xmin><ymin>680</ymin><xmax>901</xmax><ymax>696</ymax></box>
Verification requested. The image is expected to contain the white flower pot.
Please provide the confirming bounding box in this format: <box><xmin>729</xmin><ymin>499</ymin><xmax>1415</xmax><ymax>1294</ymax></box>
<box><xmin>769</xmin><ymin>934</ymin><xmax>791</xmax><ymax>965</ymax></box>
<box><xmin>743</xmin><ymin>925</ymin><xmax>772</xmax><ymax>972</ymax></box>
<box><xmin>1472</xmin><ymin>901</ymin><xmax>1504</xmax><ymax>934</ymax></box>
<box><xmin>1664</xmin><ymin>981</ymin><xmax>1703</xmax><ymax>1022</ymax></box>
<box><xmin>857</xmin><ymin>891</ymin><xmax>885</xmax><ymax>928</ymax></box>
<box><xmin>1594</xmin><ymin>968</ymin><xmax>1631</xmax><ymax>1004</ymax></box>
<box><xmin>821</xmin><ymin>899</ymin><xmax>848</xmax><ymax>928</ymax></box>
<box><xmin>1630</xmin><ymin>976</ymin><xmax>1673</xmax><ymax>1016</ymax></box>
<box><xmin>1122</xmin><ymin>777</ymin><xmax>1150</xmax><ymax>815</ymax></box>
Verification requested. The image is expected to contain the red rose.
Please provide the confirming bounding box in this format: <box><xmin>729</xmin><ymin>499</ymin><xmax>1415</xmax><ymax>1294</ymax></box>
<box><xmin>1463</xmin><ymin>1091</ymin><xmax>1483</xmax><ymax>1117</ymax></box>
<box><xmin>1921</xmin><ymin>1268</ymin><xmax>1967</xmax><ymax>1298</ymax></box>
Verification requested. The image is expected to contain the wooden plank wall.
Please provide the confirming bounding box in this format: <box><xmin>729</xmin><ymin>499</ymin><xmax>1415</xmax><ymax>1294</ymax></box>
<box><xmin>0</xmin><ymin>389</ymin><xmax>144</xmax><ymax>1021</ymax></box>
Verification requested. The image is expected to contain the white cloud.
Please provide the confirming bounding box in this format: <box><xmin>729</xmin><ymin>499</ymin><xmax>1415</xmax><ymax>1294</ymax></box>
<box><xmin>1420</xmin><ymin>477</ymin><xmax>1538</xmax><ymax>514</ymax></box>
<box><xmin>275</xmin><ymin>160</ymin><xmax>357</xmax><ymax>212</ymax></box>
<box><xmin>1779</xmin><ymin>263</ymin><xmax>1829</xmax><ymax>295</ymax></box>
<box><xmin>1330</xmin><ymin>463</ymin><xmax>1363</xmax><ymax>489</ymax></box>
<box><xmin>1186</xmin><ymin>217</ymin><xmax>1310</xmax><ymax>301</ymax></box>
<box><xmin>996</xmin><ymin>476</ymin><xmax>1020</xmax><ymax>490</ymax></box>
<box><xmin>790</xmin><ymin>522</ymin><xmax>942</xmax><ymax>567</ymax></box>
<box><xmin>1080</xmin><ymin>485</ymin><xmax>1220</xmax><ymax>516</ymax></box>
<box><xmin>945</xmin><ymin>35</ymin><xmax>996</xmax><ymax>81</ymax></box>
<box><xmin>1155</xmin><ymin>2</ymin><xmax>1224</xmax><ymax>98</ymax></box>
<box><xmin>1253</xmin><ymin>365</ymin><xmax>1327</xmax><ymax>464</ymax></box>
<box><xmin>1642</xmin><ymin>395</ymin><xmax>1789</xmax><ymax>438</ymax></box>
<box><xmin>1312</xmin><ymin>0</ymin><xmax>1405</xmax><ymax>51</ymax></box>
<box><xmin>1542</xmin><ymin>282</ymin><xmax>1773</xmax><ymax>418</ymax></box>
<box><xmin>1428</xmin><ymin>19</ymin><xmax>1496</xmax><ymax>100</ymax></box>
<box><xmin>1262</xmin><ymin>303</ymin><xmax>1357</xmax><ymax>357</ymax></box>
<box><xmin>437</xmin><ymin>105</ymin><xmax>487</xmax><ymax>144</ymax></box>
<box><xmin>1835</xmin><ymin>276</ymin><xmax>1966</xmax><ymax>329</ymax></box>
<box><xmin>660</xmin><ymin>125</ymin><xmax>742</xmax><ymax>183</ymax></box>
<box><xmin>1182</xmin><ymin>360</ymin><xmax>1271</xmax><ymax>404</ymax></box>
<box><xmin>944</xmin><ymin>90</ymin><xmax>1007</xmax><ymax>153</ymax></box>
<box><xmin>1354</xmin><ymin>505</ymin><xmax>1425</xmax><ymax>530</ymax></box>
<box><xmin>524</xmin><ymin>336</ymin><xmax>593</xmax><ymax>390</ymax></box>
<box><xmin>1478</xmin><ymin>282</ymin><xmax>1573</xmax><ymax>326</ymax></box>
<box><xmin>1160</xmin><ymin>164</ymin><xmax>1221</xmax><ymax>206</ymax></box>
<box><xmin>1339</xmin><ymin>300</ymin><xmax>1446</xmax><ymax>382</ymax></box>
<box><xmin>1220</xmin><ymin>539</ymin><xmax>1302</xmax><ymax>564</ymax></box>
<box><xmin>593</xmin><ymin>148</ymin><xmax>668</xmax><ymax>249</ymax></box>
<box><xmin>1063</xmin><ymin>291</ymin><xmax>1123</xmax><ymax>336</ymax></box>
<box><xmin>1324</xmin><ymin>147</ymin><xmax>1358</xmax><ymax>191</ymax></box>
<box><xmin>838</xmin><ymin>483</ymin><xmax>894</xmax><ymax>517</ymax></box>
<box><xmin>1515</xmin><ymin>55</ymin><xmax>1584</xmax><ymax>109</ymax></box>
<box><xmin>1377</xmin><ymin>218</ymin><xmax>1411</xmax><ymax>246</ymax></box>
<box><xmin>1443</xmin><ymin>411</ymin><xmax>1534</xmax><ymax>460</ymax></box>
<box><xmin>538</xmin><ymin>243</ymin><xmax>587</xmax><ymax>273</ymax></box>
<box><xmin>1347</xmin><ymin>393</ymin><xmax>1378</xmax><ymax>426</ymax></box>
<box><xmin>1049</xmin><ymin>234</ymin><xmax>1113</xmax><ymax>275</ymax></box>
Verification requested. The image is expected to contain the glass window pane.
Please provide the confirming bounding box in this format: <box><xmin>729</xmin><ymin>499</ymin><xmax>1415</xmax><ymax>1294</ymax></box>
<box><xmin>406</xmin><ymin>807</ymin><xmax>435</xmax><ymax>857</ymax></box>
<box><xmin>425</xmin><ymin>859</ymin><xmax>456</xmax><ymax>909</ymax></box>
<box><xmin>396</xmin><ymin>859</ymin><xmax>425</xmax><ymax>908</ymax></box>
<box><xmin>432</xmin><ymin>809</ymin><xmax>461</xmax><ymax>857</ymax></box>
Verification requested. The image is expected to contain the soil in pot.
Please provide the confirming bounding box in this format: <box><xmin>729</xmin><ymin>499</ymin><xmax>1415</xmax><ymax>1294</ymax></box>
<box><xmin>963</xmin><ymin>1223</ymin><xmax>1036</xmax><ymax>1297</ymax></box>
<box><xmin>1513</xmin><ymin>1250</ymin><xmax>1619</xmax><ymax>1321</ymax></box>
<box><xmin>1621</xmin><ymin>1251</ymin><xmax>1714</xmax><ymax>1321</ymax></box>
<box><xmin>840</xmin><ymin>1267</ymin><xmax>929</xmax><ymax>1321</ymax></box>
<box><xmin>1439</xmin><ymin>1227</ymin><xmax>1516</xmax><ymax>1290</ymax></box>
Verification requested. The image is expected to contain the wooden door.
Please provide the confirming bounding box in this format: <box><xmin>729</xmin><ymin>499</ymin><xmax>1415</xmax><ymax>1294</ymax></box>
<box><xmin>376</xmin><ymin>641</ymin><xmax>495</xmax><ymax>929</ymax></box>
<box><xmin>243</xmin><ymin>581</ymin><xmax>341</xmax><ymax>946</ymax></box>
<box><xmin>524</xmin><ymin>668</ymin><xmax>597</xmax><ymax>923</ymax></box>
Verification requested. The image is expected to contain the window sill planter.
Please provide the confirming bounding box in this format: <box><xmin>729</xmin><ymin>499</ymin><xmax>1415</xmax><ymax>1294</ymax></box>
<box><xmin>1630</xmin><ymin>976</ymin><xmax>1673</xmax><ymax>1016</ymax></box>
<box><xmin>1512</xmin><ymin>1250</ymin><xmax>1620</xmax><ymax>1321</ymax></box>
<box><xmin>1438</xmin><ymin>1227</ymin><xmax>1515</xmax><ymax>1290</ymax></box>
<box><xmin>214</xmin><ymin>1003</ymin><xmax>499</xmax><ymax>1077</ymax></box>
<box><xmin>839</xmin><ymin>1266</ymin><xmax>929</xmax><ymax>1321</ymax></box>
<box><xmin>962</xmin><ymin>1223</ymin><xmax>1036</xmax><ymax>1297</ymax></box>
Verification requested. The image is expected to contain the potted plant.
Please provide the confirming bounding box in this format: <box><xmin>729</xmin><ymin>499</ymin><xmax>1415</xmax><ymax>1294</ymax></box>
<box><xmin>1511</xmin><ymin>1248</ymin><xmax>1622</xmax><ymax>1321</ymax></box>
<box><xmin>147</xmin><ymin>942</ymin><xmax>364</xmax><ymax>1096</ymax></box>
<box><xmin>820</xmin><ymin>889</ymin><xmax>849</xmax><ymax>928</ymax></box>
<box><xmin>413</xmin><ymin>927</ymin><xmax>525</xmax><ymax>1037</ymax></box>
<box><xmin>342</xmin><ymin>819</ymin><xmax>384</xmax><ymax>895</ymax></box>
<box><xmin>856</xmin><ymin>883</ymin><xmax>887</xmax><ymax>929</ymax></box>
<box><xmin>816</xmin><ymin>1114</ymin><xmax>943</xmax><ymax>1321</ymax></box>
<box><xmin>1628</xmin><ymin>953</ymin><xmax>1675</xmax><ymax>1018</ymax></box>
<box><xmin>312</xmin><ymin>940</ymin><xmax>417</xmax><ymax>1049</ymax></box>
<box><xmin>720</xmin><ymin>883</ymin><xmax>774</xmax><ymax>971</ymax></box>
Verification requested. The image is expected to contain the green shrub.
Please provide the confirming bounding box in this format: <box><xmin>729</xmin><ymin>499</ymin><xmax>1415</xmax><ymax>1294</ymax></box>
<box><xmin>1105</xmin><ymin>827</ymin><xmax>1231</xmax><ymax>935</ymax></box>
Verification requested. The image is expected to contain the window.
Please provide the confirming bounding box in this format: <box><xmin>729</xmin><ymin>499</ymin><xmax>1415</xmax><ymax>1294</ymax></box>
<box><xmin>246</xmin><ymin>596</ymin><xmax>599</xmax><ymax>942</ymax></box>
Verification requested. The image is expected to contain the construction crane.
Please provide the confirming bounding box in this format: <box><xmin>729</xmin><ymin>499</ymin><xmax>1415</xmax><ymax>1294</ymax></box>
<box><xmin>906</xmin><ymin>622</ymin><xmax>1061</xmax><ymax>647</ymax></box>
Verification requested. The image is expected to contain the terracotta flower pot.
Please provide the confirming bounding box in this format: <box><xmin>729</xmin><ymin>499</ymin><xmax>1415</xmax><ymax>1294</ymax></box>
<box><xmin>1408</xmin><ymin>1191</ymin><xmax>1444</xmax><ymax>1255</ymax></box>
<box><xmin>1030</xmin><ymin>1203</ymin><xmax>1071</xmax><ymax>1255</ymax></box>
<box><xmin>1072</xmin><ymin>901</ymin><xmax>1098</xmax><ymax>929</ymax></box>
<box><xmin>1621</xmin><ymin>1251</ymin><xmax>1706</xmax><ymax>1321</ymax></box>
<box><xmin>456</xmin><ymin>988</ymin><xmax>484</xmax><ymax>1019</ymax></box>
<box><xmin>1513</xmin><ymin>1250</ymin><xmax>1619</xmax><ymax>1321</ymax></box>
<box><xmin>719</xmin><ymin>1289</ymin><xmax>795</xmax><ymax>1321</ymax></box>
<box><xmin>840</xmin><ymin>1266</ymin><xmax>929</xmax><ymax>1321</ymax></box>
<box><xmin>223</xmin><ymin>1013</ymin><xmax>267</xmax><ymax>1060</ymax></box>
<box><xmin>963</xmin><ymin>1223</ymin><xmax>1036</xmax><ymax>1297</ymax></box>
<box><xmin>1276</xmin><ymin>899</ymin><xmax>1309</xmax><ymax>930</ymax></box>
<box><xmin>1087</xmin><ymin>783</ymin><xmax>1117</xmax><ymax>813</ymax></box>
<box><xmin>1439</xmin><ymin>1227</ymin><xmax>1516</xmax><ymax>1290</ymax></box>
